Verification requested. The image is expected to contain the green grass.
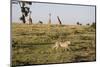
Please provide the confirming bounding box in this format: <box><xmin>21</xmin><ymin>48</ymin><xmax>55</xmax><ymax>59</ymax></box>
<box><xmin>12</xmin><ymin>23</ymin><xmax>96</xmax><ymax>66</ymax></box>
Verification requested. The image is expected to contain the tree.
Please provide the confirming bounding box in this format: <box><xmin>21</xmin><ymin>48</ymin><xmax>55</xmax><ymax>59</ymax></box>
<box><xmin>86</xmin><ymin>23</ymin><xmax>90</xmax><ymax>26</ymax></box>
<box><xmin>77</xmin><ymin>22</ymin><xmax>80</xmax><ymax>25</ymax></box>
<box><xmin>79</xmin><ymin>24</ymin><xmax>82</xmax><ymax>25</ymax></box>
<box><xmin>38</xmin><ymin>21</ymin><xmax>43</xmax><ymax>24</ymax></box>
<box><xmin>76</xmin><ymin>22</ymin><xmax>82</xmax><ymax>26</ymax></box>
<box><xmin>19</xmin><ymin>1</ymin><xmax>32</xmax><ymax>23</ymax></box>
<box><xmin>29</xmin><ymin>11</ymin><xmax>32</xmax><ymax>24</ymax></box>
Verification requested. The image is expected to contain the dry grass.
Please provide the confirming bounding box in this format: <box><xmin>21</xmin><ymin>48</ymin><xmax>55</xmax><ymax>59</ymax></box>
<box><xmin>12</xmin><ymin>23</ymin><xmax>96</xmax><ymax>66</ymax></box>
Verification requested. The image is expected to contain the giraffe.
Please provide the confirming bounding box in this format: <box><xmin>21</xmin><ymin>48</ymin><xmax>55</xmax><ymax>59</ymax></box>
<box><xmin>57</xmin><ymin>16</ymin><xmax>62</xmax><ymax>25</ymax></box>
<box><xmin>47</xmin><ymin>13</ymin><xmax>51</xmax><ymax>31</ymax></box>
<box><xmin>48</xmin><ymin>13</ymin><xmax>51</xmax><ymax>25</ymax></box>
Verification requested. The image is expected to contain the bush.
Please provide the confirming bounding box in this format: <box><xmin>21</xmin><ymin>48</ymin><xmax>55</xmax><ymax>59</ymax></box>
<box><xmin>91</xmin><ymin>22</ymin><xmax>96</xmax><ymax>29</ymax></box>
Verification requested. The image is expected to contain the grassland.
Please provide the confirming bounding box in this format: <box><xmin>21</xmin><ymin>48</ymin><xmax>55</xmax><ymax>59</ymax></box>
<box><xmin>12</xmin><ymin>23</ymin><xmax>96</xmax><ymax>66</ymax></box>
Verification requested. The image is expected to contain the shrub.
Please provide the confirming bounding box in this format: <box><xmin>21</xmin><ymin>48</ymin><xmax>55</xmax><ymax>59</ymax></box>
<box><xmin>91</xmin><ymin>22</ymin><xmax>96</xmax><ymax>29</ymax></box>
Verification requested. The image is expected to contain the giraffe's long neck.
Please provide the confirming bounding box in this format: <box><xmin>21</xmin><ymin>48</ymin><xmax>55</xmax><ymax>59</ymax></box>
<box><xmin>48</xmin><ymin>13</ymin><xmax>51</xmax><ymax>24</ymax></box>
